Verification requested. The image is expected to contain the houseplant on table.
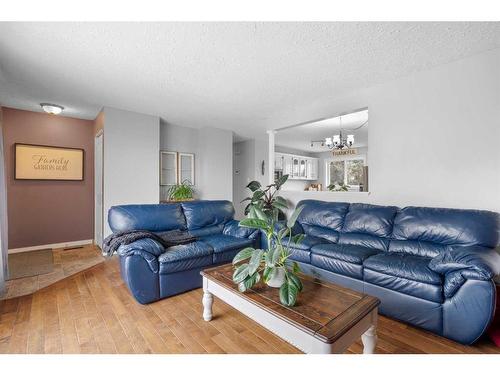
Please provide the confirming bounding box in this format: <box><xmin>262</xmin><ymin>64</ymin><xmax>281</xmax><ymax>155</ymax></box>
<box><xmin>232</xmin><ymin>175</ymin><xmax>305</xmax><ymax>307</ymax></box>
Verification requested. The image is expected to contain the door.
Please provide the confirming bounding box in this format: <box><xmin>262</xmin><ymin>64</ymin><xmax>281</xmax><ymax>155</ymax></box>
<box><xmin>94</xmin><ymin>131</ymin><xmax>104</xmax><ymax>249</ymax></box>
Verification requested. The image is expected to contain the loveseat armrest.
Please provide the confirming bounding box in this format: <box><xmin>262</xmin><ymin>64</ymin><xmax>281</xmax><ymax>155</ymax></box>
<box><xmin>223</xmin><ymin>219</ymin><xmax>259</xmax><ymax>239</ymax></box>
<box><xmin>429</xmin><ymin>245</ymin><xmax>500</xmax><ymax>280</ymax></box>
<box><xmin>116</xmin><ymin>238</ymin><xmax>165</xmax><ymax>273</ymax></box>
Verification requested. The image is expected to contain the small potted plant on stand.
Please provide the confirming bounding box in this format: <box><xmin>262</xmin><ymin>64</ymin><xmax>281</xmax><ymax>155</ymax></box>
<box><xmin>232</xmin><ymin>175</ymin><xmax>305</xmax><ymax>307</ymax></box>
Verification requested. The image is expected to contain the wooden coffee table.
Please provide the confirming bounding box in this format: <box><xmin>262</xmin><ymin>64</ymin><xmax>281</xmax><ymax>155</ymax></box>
<box><xmin>201</xmin><ymin>264</ymin><xmax>380</xmax><ymax>354</ymax></box>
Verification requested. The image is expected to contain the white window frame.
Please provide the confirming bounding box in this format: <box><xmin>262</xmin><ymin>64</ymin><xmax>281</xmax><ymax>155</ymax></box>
<box><xmin>325</xmin><ymin>155</ymin><xmax>366</xmax><ymax>191</ymax></box>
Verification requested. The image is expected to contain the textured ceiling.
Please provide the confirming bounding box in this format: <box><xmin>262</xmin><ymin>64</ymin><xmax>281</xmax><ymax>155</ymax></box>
<box><xmin>0</xmin><ymin>22</ymin><xmax>499</xmax><ymax>140</ymax></box>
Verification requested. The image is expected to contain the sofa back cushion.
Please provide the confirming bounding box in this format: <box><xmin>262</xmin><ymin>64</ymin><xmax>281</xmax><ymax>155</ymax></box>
<box><xmin>296</xmin><ymin>200</ymin><xmax>350</xmax><ymax>243</ymax></box>
<box><xmin>339</xmin><ymin>203</ymin><xmax>398</xmax><ymax>250</ymax></box>
<box><xmin>389</xmin><ymin>206</ymin><xmax>499</xmax><ymax>257</ymax></box>
<box><xmin>108</xmin><ymin>203</ymin><xmax>186</xmax><ymax>233</ymax></box>
<box><xmin>181</xmin><ymin>200</ymin><xmax>235</xmax><ymax>230</ymax></box>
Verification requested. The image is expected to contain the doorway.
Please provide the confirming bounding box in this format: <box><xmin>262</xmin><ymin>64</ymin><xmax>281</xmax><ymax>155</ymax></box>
<box><xmin>94</xmin><ymin>131</ymin><xmax>104</xmax><ymax>249</ymax></box>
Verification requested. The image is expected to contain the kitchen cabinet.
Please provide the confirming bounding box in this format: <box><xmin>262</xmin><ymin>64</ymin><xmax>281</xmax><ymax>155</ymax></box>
<box><xmin>274</xmin><ymin>152</ymin><xmax>318</xmax><ymax>181</ymax></box>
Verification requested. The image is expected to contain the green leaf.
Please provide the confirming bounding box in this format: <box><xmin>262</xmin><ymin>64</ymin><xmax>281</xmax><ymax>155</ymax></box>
<box><xmin>263</xmin><ymin>266</ymin><xmax>274</xmax><ymax>283</ymax></box>
<box><xmin>271</xmin><ymin>245</ymin><xmax>281</xmax><ymax>265</ymax></box>
<box><xmin>233</xmin><ymin>264</ymin><xmax>249</xmax><ymax>284</ymax></box>
<box><xmin>253</xmin><ymin>206</ymin><xmax>268</xmax><ymax>221</ymax></box>
<box><xmin>246</xmin><ymin>180</ymin><xmax>262</xmax><ymax>192</ymax></box>
<box><xmin>277</xmin><ymin>227</ymin><xmax>290</xmax><ymax>241</ymax></box>
<box><xmin>291</xmin><ymin>233</ymin><xmax>305</xmax><ymax>244</ymax></box>
<box><xmin>271</xmin><ymin>200</ymin><xmax>288</xmax><ymax>211</ymax></box>
<box><xmin>239</xmin><ymin>218</ymin><xmax>269</xmax><ymax>230</ymax></box>
<box><xmin>292</xmin><ymin>261</ymin><xmax>301</xmax><ymax>274</ymax></box>
<box><xmin>252</xmin><ymin>190</ymin><xmax>265</xmax><ymax>200</ymax></box>
<box><xmin>286</xmin><ymin>205</ymin><xmax>304</xmax><ymax>229</ymax></box>
<box><xmin>275</xmin><ymin>174</ymin><xmax>289</xmax><ymax>189</ymax></box>
<box><xmin>248</xmin><ymin>249</ymin><xmax>264</xmax><ymax>275</ymax></box>
<box><xmin>232</xmin><ymin>247</ymin><xmax>255</xmax><ymax>265</ymax></box>
<box><xmin>287</xmin><ymin>272</ymin><xmax>303</xmax><ymax>292</ymax></box>
<box><xmin>279</xmin><ymin>280</ymin><xmax>299</xmax><ymax>307</ymax></box>
<box><xmin>239</xmin><ymin>197</ymin><xmax>252</xmax><ymax>203</ymax></box>
<box><xmin>265</xmin><ymin>247</ymin><xmax>276</xmax><ymax>267</ymax></box>
<box><xmin>238</xmin><ymin>272</ymin><xmax>260</xmax><ymax>292</ymax></box>
<box><xmin>247</xmin><ymin>205</ymin><xmax>257</xmax><ymax>219</ymax></box>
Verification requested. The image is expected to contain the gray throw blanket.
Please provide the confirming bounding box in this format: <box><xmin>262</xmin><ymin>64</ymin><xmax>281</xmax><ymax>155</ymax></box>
<box><xmin>102</xmin><ymin>229</ymin><xmax>197</xmax><ymax>257</ymax></box>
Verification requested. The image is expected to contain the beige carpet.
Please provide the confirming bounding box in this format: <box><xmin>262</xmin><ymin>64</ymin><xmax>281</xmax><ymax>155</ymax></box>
<box><xmin>7</xmin><ymin>249</ymin><xmax>54</xmax><ymax>279</ymax></box>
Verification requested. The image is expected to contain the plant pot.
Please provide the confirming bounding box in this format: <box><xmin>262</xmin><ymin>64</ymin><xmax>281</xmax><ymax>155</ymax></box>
<box><xmin>266</xmin><ymin>267</ymin><xmax>285</xmax><ymax>288</ymax></box>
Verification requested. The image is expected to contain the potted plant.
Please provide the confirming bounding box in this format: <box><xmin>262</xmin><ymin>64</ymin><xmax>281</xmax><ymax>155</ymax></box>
<box><xmin>232</xmin><ymin>175</ymin><xmax>305</xmax><ymax>307</ymax></box>
<box><xmin>327</xmin><ymin>182</ymin><xmax>349</xmax><ymax>191</ymax></box>
<box><xmin>166</xmin><ymin>179</ymin><xmax>195</xmax><ymax>201</ymax></box>
<box><xmin>241</xmin><ymin>175</ymin><xmax>289</xmax><ymax>219</ymax></box>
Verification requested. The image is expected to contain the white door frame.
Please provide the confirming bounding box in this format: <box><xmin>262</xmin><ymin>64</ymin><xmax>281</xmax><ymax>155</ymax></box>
<box><xmin>94</xmin><ymin>130</ymin><xmax>104</xmax><ymax>249</ymax></box>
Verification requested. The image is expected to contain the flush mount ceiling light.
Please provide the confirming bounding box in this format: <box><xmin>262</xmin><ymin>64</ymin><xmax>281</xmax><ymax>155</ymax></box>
<box><xmin>40</xmin><ymin>103</ymin><xmax>64</xmax><ymax>115</ymax></box>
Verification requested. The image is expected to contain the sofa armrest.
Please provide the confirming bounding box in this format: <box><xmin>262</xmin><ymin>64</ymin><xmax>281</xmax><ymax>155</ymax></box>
<box><xmin>116</xmin><ymin>238</ymin><xmax>164</xmax><ymax>273</ymax></box>
<box><xmin>429</xmin><ymin>245</ymin><xmax>500</xmax><ymax>280</ymax></box>
<box><xmin>223</xmin><ymin>219</ymin><xmax>258</xmax><ymax>239</ymax></box>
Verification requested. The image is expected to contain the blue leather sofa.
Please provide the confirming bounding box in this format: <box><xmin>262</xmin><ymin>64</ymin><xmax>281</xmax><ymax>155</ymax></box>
<box><xmin>279</xmin><ymin>200</ymin><xmax>500</xmax><ymax>344</ymax></box>
<box><xmin>108</xmin><ymin>200</ymin><xmax>259</xmax><ymax>305</ymax></box>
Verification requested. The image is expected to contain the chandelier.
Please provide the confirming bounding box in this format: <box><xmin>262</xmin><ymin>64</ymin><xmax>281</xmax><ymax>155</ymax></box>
<box><xmin>310</xmin><ymin>115</ymin><xmax>354</xmax><ymax>150</ymax></box>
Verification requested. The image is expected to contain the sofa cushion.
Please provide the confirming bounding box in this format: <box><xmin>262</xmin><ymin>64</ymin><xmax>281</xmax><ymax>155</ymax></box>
<box><xmin>301</xmin><ymin>224</ymin><xmax>339</xmax><ymax>243</ymax></box>
<box><xmin>342</xmin><ymin>203</ymin><xmax>398</xmax><ymax>238</ymax></box>
<box><xmin>159</xmin><ymin>241</ymin><xmax>213</xmax><ymax>274</ymax></box>
<box><xmin>338</xmin><ymin>233</ymin><xmax>390</xmax><ymax>251</ymax></box>
<box><xmin>200</xmin><ymin>234</ymin><xmax>254</xmax><ymax>264</ymax></box>
<box><xmin>282</xmin><ymin>235</ymin><xmax>331</xmax><ymax>264</ymax></box>
<box><xmin>108</xmin><ymin>203</ymin><xmax>186</xmax><ymax>232</ymax></box>
<box><xmin>311</xmin><ymin>253</ymin><xmax>363</xmax><ymax>279</ymax></box>
<box><xmin>181</xmin><ymin>200</ymin><xmax>234</xmax><ymax>230</ymax></box>
<box><xmin>311</xmin><ymin>243</ymin><xmax>381</xmax><ymax>264</ymax></box>
<box><xmin>296</xmin><ymin>200</ymin><xmax>350</xmax><ymax>231</ymax></box>
<box><xmin>363</xmin><ymin>253</ymin><xmax>443</xmax><ymax>302</ymax></box>
<box><xmin>188</xmin><ymin>224</ymin><xmax>224</xmax><ymax>237</ymax></box>
<box><xmin>391</xmin><ymin>207</ymin><xmax>499</xmax><ymax>256</ymax></box>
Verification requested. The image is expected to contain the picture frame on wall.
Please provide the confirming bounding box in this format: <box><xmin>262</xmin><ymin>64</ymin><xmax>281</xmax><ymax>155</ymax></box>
<box><xmin>159</xmin><ymin>151</ymin><xmax>195</xmax><ymax>186</ymax></box>
<box><xmin>14</xmin><ymin>143</ymin><xmax>84</xmax><ymax>181</ymax></box>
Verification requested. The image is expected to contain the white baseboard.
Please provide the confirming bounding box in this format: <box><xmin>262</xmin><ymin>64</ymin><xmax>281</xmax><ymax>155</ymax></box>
<box><xmin>8</xmin><ymin>239</ymin><xmax>94</xmax><ymax>254</ymax></box>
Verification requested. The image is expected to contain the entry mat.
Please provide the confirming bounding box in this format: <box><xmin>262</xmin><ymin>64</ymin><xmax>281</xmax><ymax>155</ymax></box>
<box><xmin>7</xmin><ymin>249</ymin><xmax>54</xmax><ymax>279</ymax></box>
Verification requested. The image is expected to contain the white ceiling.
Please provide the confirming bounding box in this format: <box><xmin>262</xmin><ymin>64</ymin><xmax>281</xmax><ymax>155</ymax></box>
<box><xmin>0</xmin><ymin>22</ymin><xmax>499</xmax><ymax>140</ymax></box>
<box><xmin>276</xmin><ymin>109</ymin><xmax>368</xmax><ymax>153</ymax></box>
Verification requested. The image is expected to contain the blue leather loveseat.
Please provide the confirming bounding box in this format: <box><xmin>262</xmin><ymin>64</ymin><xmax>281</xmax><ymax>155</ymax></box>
<box><xmin>280</xmin><ymin>200</ymin><xmax>500</xmax><ymax>344</ymax></box>
<box><xmin>108</xmin><ymin>200</ymin><xmax>258</xmax><ymax>304</ymax></box>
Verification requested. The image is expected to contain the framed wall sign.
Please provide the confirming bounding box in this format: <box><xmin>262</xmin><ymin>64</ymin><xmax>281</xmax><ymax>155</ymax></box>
<box><xmin>15</xmin><ymin>143</ymin><xmax>84</xmax><ymax>181</ymax></box>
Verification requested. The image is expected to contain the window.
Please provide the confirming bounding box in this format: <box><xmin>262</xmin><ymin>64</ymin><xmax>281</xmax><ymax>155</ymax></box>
<box><xmin>326</xmin><ymin>157</ymin><xmax>366</xmax><ymax>191</ymax></box>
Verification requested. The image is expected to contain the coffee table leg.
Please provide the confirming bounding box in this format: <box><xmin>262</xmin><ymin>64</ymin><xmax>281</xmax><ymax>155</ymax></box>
<box><xmin>361</xmin><ymin>325</ymin><xmax>377</xmax><ymax>354</ymax></box>
<box><xmin>202</xmin><ymin>290</ymin><xmax>213</xmax><ymax>321</ymax></box>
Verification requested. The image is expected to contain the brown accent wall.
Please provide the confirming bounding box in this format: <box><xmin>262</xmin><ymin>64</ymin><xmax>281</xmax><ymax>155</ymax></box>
<box><xmin>2</xmin><ymin>108</ymin><xmax>94</xmax><ymax>249</ymax></box>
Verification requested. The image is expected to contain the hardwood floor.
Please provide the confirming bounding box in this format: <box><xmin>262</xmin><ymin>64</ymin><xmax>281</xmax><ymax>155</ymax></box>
<box><xmin>0</xmin><ymin>249</ymin><xmax>498</xmax><ymax>354</ymax></box>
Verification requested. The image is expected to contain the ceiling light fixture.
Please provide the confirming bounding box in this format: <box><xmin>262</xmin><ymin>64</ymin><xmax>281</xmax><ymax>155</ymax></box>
<box><xmin>40</xmin><ymin>103</ymin><xmax>64</xmax><ymax>115</ymax></box>
<box><xmin>311</xmin><ymin>115</ymin><xmax>355</xmax><ymax>150</ymax></box>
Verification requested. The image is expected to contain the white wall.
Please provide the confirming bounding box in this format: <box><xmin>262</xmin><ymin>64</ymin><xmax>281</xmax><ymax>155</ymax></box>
<box><xmin>160</xmin><ymin>121</ymin><xmax>201</xmax><ymax>200</ymax></box>
<box><xmin>233</xmin><ymin>138</ymin><xmax>270</xmax><ymax>219</ymax></box>
<box><xmin>278</xmin><ymin>48</ymin><xmax>500</xmax><ymax>213</ymax></box>
<box><xmin>197</xmin><ymin>127</ymin><xmax>233</xmax><ymax>201</ymax></box>
<box><xmin>103</xmin><ymin>107</ymin><xmax>160</xmax><ymax>236</ymax></box>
